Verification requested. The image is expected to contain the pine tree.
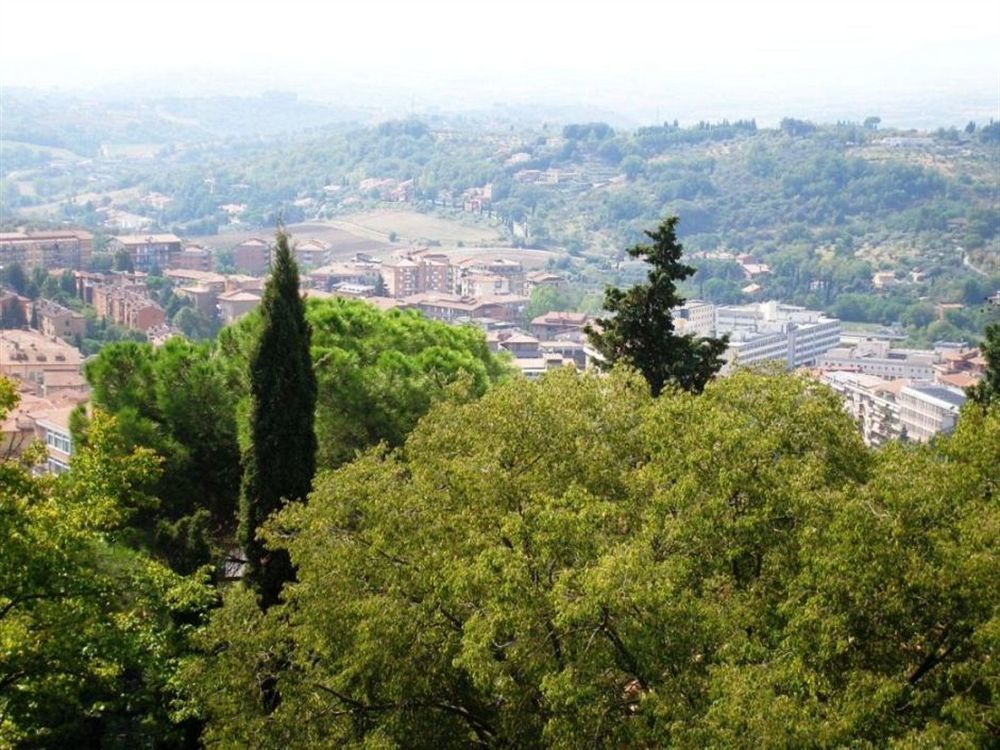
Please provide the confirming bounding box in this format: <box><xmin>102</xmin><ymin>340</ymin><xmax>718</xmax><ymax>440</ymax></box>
<box><xmin>586</xmin><ymin>216</ymin><xmax>728</xmax><ymax>396</ymax></box>
<box><xmin>239</xmin><ymin>229</ymin><xmax>317</xmax><ymax>609</ymax></box>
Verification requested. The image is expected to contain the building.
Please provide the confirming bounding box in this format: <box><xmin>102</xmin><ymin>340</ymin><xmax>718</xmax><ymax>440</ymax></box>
<box><xmin>820</xmin><ymin>370</ymin><xmax>906</xmax><ymax>446</ymax></box>
<box><xmin>217</xmin><ymin>289</ymin><xmax>262</xmax><ymax>324</ymax></box>
<box><xmin>898</xmin><ymin>384</ymin><xmax>966</xmax><ymax>442</ymax></box>
<box><xmin>91</xmin><ymin>284</ymin><xmax>166</xmax><ymax>331</ymax></box>
<box><xmin>0</xmin><ymin>329</ymin><xmax>84</xmax><ymax>392</ymax></box>
<box><xmin>381</xmin><ymin>250</ymin><xmax>454</xmax><ymax>298</ymax></box>
<box><xmin>232</xmin><ymin>238</ymin><xmax>271</xmax><ymax>275</ymax></box>
<box><xmin>0</xmin><ymin>230</ymin><xmax>93</xmax><ymax>271</ymax></box>
<box><xmin>294</xmin><ymin>239</ymin><xmax>330</xmax><ymax>269</ymax></box>
<box><xmin>456</xmin><ymin>257</ymin><xmax>526</xmax><ymax>295</ymax></box>
<box><xmin>169</xmin><ymin>244</ymin><xmax>213</xmax><ymax>272</ymax></box>
<box><xmin>530</xmin><ymin>311</ymin><xmax>593</xmax><ymax>341</ymax></box>
<box><xmin>109</xmin><ymin>234</ymin><xmax>182</xmax><ymax>272</ymax></box>
<box><xmin>487</xmin><ymin>330</ymin><xmax>541</xmax><ymax>358</ymax></box>
<box><xmin>817</xmin><ymin>341</ymin><xmax>937</xmax><ymax>380</ymax></box>
<box><xmin>34</xmin><ymin>299</ymin><xmax>86</xmax><ymax>341</ymax></box>
<box><xmin>400</xmin><ymin>292</ymin><xmax>528</xmax><ymax>324</ymax></box>
<box><xmin>526</xmin><ymin>271</ymin><xmax>567</xmax><ymax>292</ymax></box>
<box><xmin>872</xmin><ymin>271</ymin><xmax>899</xmax><ymax>290</ymax></box>
<box><xmin>33</xmin><ymin>404</ymin><xmax>77</xmax><ymax>474</ymax></box>
<box><xmin>715</xmin><ymin>301</ymin><xmax>841</xmax><ymax>371</ymax></box>
<box><xmin>674</xmin><ymin>300</ymin><xmax>715</xmax><ymax>337</ymax></box>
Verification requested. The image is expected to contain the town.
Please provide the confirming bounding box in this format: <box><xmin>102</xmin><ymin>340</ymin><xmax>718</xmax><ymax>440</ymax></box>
<box><xmin>1</xmin><ymin>226</ymin><xmax>990</xmax><ymax>475</ymax></box>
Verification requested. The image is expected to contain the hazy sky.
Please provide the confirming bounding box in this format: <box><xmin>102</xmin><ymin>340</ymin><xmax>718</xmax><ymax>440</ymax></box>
<box><xmin>2</xmin><ymin>0</ymin><xmax>998</xmax><ymax>125</ymax></box>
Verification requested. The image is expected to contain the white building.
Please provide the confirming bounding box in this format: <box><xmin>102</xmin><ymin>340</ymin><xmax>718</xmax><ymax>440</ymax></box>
<box><xmin>817</xmin><ymin>341</ymin><xmax>937</xmax><ymax>380</ymax></box>
<box><xmin>674</xmin><ymin>300</ymin><xmax>716</xmax><ymax>337</ymax></box>
<box><xmin>715</xmin><ymin>301</ymin><xmax>841</xmax><ymax>371</ymax></box>
<box><xmin>820</xmin><ymin>371</ymin><xmax>905</xmax><ymax>446</ymax></box>
<box><xmin>898</xmin><ymin>385</ymin><xmax>966</xmax><ymax>443</ymax></box>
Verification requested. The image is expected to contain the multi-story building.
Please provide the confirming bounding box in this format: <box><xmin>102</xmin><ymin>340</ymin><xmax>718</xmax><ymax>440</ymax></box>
<box><xmin>109</xmin><ymin>234</ymin><xmax>182</xmax><ymax>272</ymax></box>
<box><xmin>820</xmin><ymin>370</ymin><xmax>906</xmax><ymax>446</ymax></box>
<box><xmin>716</xmin><ymin>301</ymin><xmax>840</xmax><ymax>371</ymax></box>
<box><xmin>530</xmin><ymin>311</ymin><xmax>593</xmax><ymax>341</ymax></box>
<box><xmin>898</xmin><ymin>385</ymin><xmax>966</xmax><ymax>443</ymax></box>
<box><xmin>294</xmin><ymin>239</ymin><xmax>330</xmax><ymax>269</ymax></box>
<box><xmin>401</xmin><ymin>292</ymin><xmax>528</xmax><ymax>324</ymax></box>
<box><xmin>674</xmin><ymin>300</ymin><xmax>716</xmax><ymax>337</ymax></box>
<box><xmin>456</xmin><ymin>257</ymin><xmax>526</xmax><ymax>295</ymax></box>
<box><xmin>381</xmin><ymin>251</ymin><xmax>455</xmax><ymax>297</ymax></box>
<box><xmin>0</xmin><ymin>230</ymin><xmax>93</xmax><ymax>271</ymax></box>
<box><xmin>232</xmin><ymin>238</ymin><xmax>271</xmax><ymax>275</ymax></box>
<box><xmin>33</xmin><ymin>404</ymin><xmax>76</xmax><ymax>474</ymax></box>
<box><xmin>0</xmin><ymin>329</ymin><xmax>84</xmax><ymax>392</ymax></box>
<box><xmin>34</xmin><ymin>299</ymin><xmax>86</xmax><ymax>341</ymax></box>
<box><xmin>217</xmin><ymin>290</ymin><xmax>262</xmax><ymax>324</ymax></box>
<box><xmin>169</xmin><ymin>244</ymin><xmax>213</xmax><ymax>272</ymax></box>
<box><xmin>817</xmin><ymin>341</ymin><xmax>937</xmax><ymax>380</ymax></box>
<box><xmin>91</xmin><ymin>284</ymin><xmax>165</xmax><ymax>331</ymax></box>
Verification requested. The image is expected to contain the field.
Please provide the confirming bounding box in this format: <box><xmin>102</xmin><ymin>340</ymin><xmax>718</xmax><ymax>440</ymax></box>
<box><xmin>336</xmin><ymin>209</ymin><xmax>505</xmax><ymax>245</ymax></box>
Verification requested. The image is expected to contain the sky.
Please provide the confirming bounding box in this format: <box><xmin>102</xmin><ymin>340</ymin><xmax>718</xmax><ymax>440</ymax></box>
<box><xmin>1</xmin><ymin>0</ymin><xmax>998</xmax><ymax>126</ymax></box>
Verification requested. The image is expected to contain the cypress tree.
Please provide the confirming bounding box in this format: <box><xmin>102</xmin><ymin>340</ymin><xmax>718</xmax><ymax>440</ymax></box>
<box><xmin>586</xmin><ymin>216</ymin><xmax>728</xmax><ymax>396</ymax></box>
<box><xmin>239</xmin><ymin>228</ymin><xmax>317</xmax><ymax>609</ymax></box>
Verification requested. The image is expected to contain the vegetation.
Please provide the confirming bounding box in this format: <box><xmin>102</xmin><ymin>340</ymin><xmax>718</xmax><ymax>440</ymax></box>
<box><xmin>185</xmin><ymin>367</ymin><xmax>1000</xmax><ymax>748</ymax></box>
<box><xmin>238</xmin><ymin>230</ymin><xmax>317</xmax><ymax>609</ymax></box>
<box><xmin>587</xmin><ymin>217</ymin><xmax>728</xmax><ymax>395</ymax></box>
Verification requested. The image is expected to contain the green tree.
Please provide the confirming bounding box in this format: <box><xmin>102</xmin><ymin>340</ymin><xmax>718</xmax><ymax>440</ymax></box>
<box><xmin>967</xmin><ymin>321</ymin><xmax>999</xmax><ymax>405</ymax></box>
<box><xmin>586</xmin><ymin>216</ymin><xmax>728</xmax><ymax>395</ymax></box>
<box><xmin>0</xmin><ymin>385</ymin><xmax>215</xmax><ymax>747</ymax></box>
<box><xmin>238</xmin><ymin>229</ymin><xmax>317</xmax><ymax>609</ymax></box>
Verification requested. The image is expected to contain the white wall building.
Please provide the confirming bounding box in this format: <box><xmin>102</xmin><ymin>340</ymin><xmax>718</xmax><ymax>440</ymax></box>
<box><xmin>817</xmin><ymin>341</ymin><xmax>937</xmax><ymax>380</ymax></box>
<box><xmin>898</xmin><ymin>385</ymin><xmax>966</xmax><ymax>443</ymax></box>
<box><xmin>715</xmin><ymin>301</ymin><xmax>840</xmax><ymax>371</ymax></box>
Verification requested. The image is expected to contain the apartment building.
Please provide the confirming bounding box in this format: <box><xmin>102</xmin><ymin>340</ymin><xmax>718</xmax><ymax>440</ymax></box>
<box><xmin>34</xmin><ymin>299</ymin><xmax>86</xmax><ymax>341</ymax></box>
<box><xmin>295</xmin><ymin>239</ymin><xmax>330</xmax><ymax>269</ymax></box>
<box><xmin>0</xmin><ymin>230</ymin><xmax>93</xmax><ymax>271</ymax></box>
<box><xmin>456</xmin><ymin>258</ymin><xmax>526</xmax><ymax>295</ymax></box>
<box><xmin>530</xmin><ymin>311</ymin><xmax>593</xmax><ymax>341</ymax></box>
<box><xmin>820</xmin><ymin>370</ymin><xmax>906</xmax><ymax>446</ymax></box>
<box><xmin>217</xmin><ymin>290</ymin><xmax>262</xmax><ymax>324</ymax></box>
<box><xmin>401</xmin><ymin>292</ymin><xmax>528</xmax><ymax>323</ymax></box>
<box><xmin>169</xmin><ymin>244</ymin><xmax>213</xmax><ymax>272</ymax></box>
<box><xmin>92</xmin><ymin>284</ymin><xmax>166</xmax><ymax>331</ymax></box>
<box><xmin>674</xmin><ymin>300</ymin><xmax>716</xmax><ymax>337</ymax></box>
<box><xmin>898</xmin><ymin>385</ymin><xmax>966</xmax><ymax>443</ymax></box>
<box><xmin>381</xmin><ymin>251</ymin><xmax>454</xmax><ymax>297</ymax></box>
<box><xmin>108</xmin><ymin>234</ymin><xmax>182</xmax><ymax>272</ymax></box>
<box><xmin>232</xmin><ymin>238</ymin><xmax>271</xmax><ymax>275</ymax></box>
<box><xmin>0</xmin><ymin>330</ymin><xmax>84</xmax><ymax>391</ymax></box>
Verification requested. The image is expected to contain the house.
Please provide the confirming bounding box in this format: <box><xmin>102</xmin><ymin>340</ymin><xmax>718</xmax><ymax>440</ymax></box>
<box><xmin>294</xmin><ymin>239</ymin><xmax>330</xmax><ymax>269</ymax></box>
<box><xmin>34</xmin><ymin>299</ymin><xmax>86</xmax><ymax>341</ymax></box>
<box><xmin>872</xmin><ymin>271</ymin><xmax>899</xmax><ymax>290</ymax></box>
<box><xmin>530</xmin><ymin>311</ymin><xmax>593</xmax><ymax>341</ymax></box>
<box><xmin>217</xmin><ymin>290</ymin><xmax>262</xmax><ymax>324</ymax></box>
<box><xmin>526</xmin><ymin>271</ymin><xmax>566</xmax><ymax>292</ymax></box>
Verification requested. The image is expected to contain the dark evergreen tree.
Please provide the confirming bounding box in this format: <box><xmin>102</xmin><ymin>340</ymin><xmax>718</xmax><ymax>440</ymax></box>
<box><xmin>967</xmin><ymin>322</ymin><xmax>999</xmax><ymax>406</ymax></box>
<box><xmin>239</xmin><ymin>229</ymin><xmax>317</xmax><ymax>609</ymax></box>
<box><xmin>586</xmin><ymin>216</ymin><xmax>728</xmax><ymax>396</ymax></box>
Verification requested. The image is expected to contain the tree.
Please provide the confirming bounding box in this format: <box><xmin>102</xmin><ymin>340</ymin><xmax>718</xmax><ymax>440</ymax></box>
<box><xmin>373</xmin><ymin>272</ymin><xmax>388</xmax><ymax>297</ymax></box>
<box><xmin>0</xmin><ymin>384</ymin><xmax>214</xmax><ymax>747</ymax></box>
<box><xmin>967</xmin><ymin>322</ymin><xmax>999</xmax><ymax>405</ymax></box>
<box><xmin>186</xmin><ymin>367</ymin><xmax>998</xmax><ymax>747</ymax></box>
<box><xmin>238</xmin><ymin>229</ymin><xmax>317</xmax><ymax>609</ymax></box>
<box><xmin>586</xmin><ymin>216</ymin><xmax>728</xmax><ymax>395</ymax></box>
<box><xmin>2</xmin><ymin>262</ymin><xmax>27</xmax><ymax>295</ymax></box>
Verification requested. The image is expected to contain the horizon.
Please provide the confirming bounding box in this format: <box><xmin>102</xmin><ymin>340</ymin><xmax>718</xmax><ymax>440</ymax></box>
<box><xmin>1</xmin><ymin>0</ymin><xmax>998</xmax><ymax>130</ymax></box>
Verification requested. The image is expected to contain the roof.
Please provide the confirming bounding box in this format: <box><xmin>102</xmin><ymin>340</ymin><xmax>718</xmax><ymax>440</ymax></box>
<box><xmin>218</xmin><ymin>291</ymin><xmax>262</xmax><ymax>303</ymax></box>
<box><xmin>531</xmin><ymin>311</ymin><xmax>590</xmax><ymax>326</ymax></box>
<box><xmin>113</xmin><ymin>233</ymin><xmax>181</xmax><ymax>245</ymax></box>
<box><xmin>902</xmin><ymin>384</ymin><xmax>967</xmax><ymax>409</ymax></box>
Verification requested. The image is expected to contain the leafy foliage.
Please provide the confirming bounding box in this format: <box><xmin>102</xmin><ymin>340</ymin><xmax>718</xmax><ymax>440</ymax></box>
<box><xmin>186</xmin><ymin>368</ymin><xmax>998</xmax><ymax>747</ymax></box>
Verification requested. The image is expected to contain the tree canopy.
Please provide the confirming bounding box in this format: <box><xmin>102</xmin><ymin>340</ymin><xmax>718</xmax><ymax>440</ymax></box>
<box><xmin>185</xmin><ymin>367</ymin><xmax>999</xmax><ymax>748</ymax></box>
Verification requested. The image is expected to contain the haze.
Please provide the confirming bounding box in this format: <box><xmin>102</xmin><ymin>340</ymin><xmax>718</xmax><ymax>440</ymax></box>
<box><xmin>1</xmin><ymin>0</ymin><xmax>998</xmax><ymax>127</ymax></box>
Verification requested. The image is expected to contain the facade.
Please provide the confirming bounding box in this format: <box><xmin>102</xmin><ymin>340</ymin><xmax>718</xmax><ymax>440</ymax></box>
<box><xmin>34</xmin><ymin>405</ymin><xmax>76</xmax><ymax>474</ymax></box>
<box><xmin>457</xmin><ymin>258</ymin><xmax>526</xmax><ymax>295</ymax></box>
<box><xmin>109</xmin><ymin>234</ymin><xmax>182</xmax><ymax>272</ymax></box>
<box><xmin>0</xmin><ymin>329</ymin><xmax>84</xmax><ymax>391</ymax></box>
<box><xmin>820</xmin><ymin>370</ymin><xmax>906</xmax><ymax>447</ymax></box>
<box><xmin>34</xmin><ymin>299</ymin><xmax>86</xmax><ymax>341</ymax></box>
<box><xmin>716</xmin><ymin>301</ymin><xmax>840</xmax><ymax>370</ymax></box>
<box><xmin>817</xmin><ymin>341</ymin><xmax>937</xmax><ymax>380</ymax></box>
<box><xmin>0</xmin><ymin>230</ymin><xmax>93</xmax><ymax>271</ymax></box>
<box><xmin>530</xmin><ymin>311</ymin><xmax>593</xmax><ymax>341</ymax></box>
<box><xmin>217</xmin><ymin>290</ymin><xmax>262</xmax><ymax>324</ymax></box>
<box><xmin>170</xmin><ymin>244</ymin><xmax>213</xmax><ymax>272</ymax></box>
<box><xmin>91</xmin><ymin>284</ymin><xmax>166</xmax><ymax>331</ymax></box>
<box><xmin>674</xmin><ymin>300</ymin><xmax>716</xmax><ymax>337</ymax></box>
<box><xmin>232</xmin><ymin>238</ymin><xmax>271</xmax><ymax>275</ymax></box>
<box><xmin>294</xmin><ymin>239</ymin><xmax>330</xmax><ymax>269</ymax></box>
<box><xmin>381</xmin><ymin>251</ymin><xmax>454</xmax><ymax>297</ymax></box>
<box><xmin>401</xmin><ymin>292</ymin><xmax>528</xmax><ymax>324</ymax></box>
<box><xmin>898</xmin><ymin>385</ymin><xmax>966</xmax><ymax>443</ymax></box>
